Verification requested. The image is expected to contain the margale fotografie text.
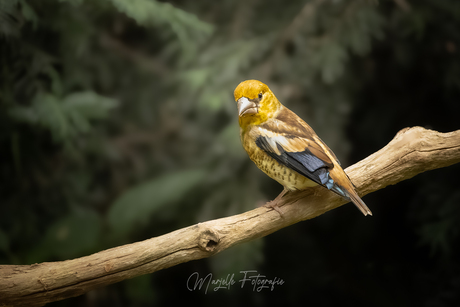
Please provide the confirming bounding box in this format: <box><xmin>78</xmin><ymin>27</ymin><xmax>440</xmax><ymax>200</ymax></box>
<box><xmin>186</xmin><ymin>270</ymin><xmax>285</xmax><ymax>294</ymax></box>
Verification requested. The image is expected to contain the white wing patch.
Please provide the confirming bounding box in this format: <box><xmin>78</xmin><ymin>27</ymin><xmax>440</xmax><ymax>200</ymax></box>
<box><xmin>251</xmin><ymin>126</ymin><xmax>312</xmax><ymax>155</ymax></box>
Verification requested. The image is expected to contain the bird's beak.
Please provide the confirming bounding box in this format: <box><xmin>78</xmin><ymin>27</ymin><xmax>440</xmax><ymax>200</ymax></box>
<box><xmin>237</xmin><ymin>97</ymin><xmax>258</xmax><ymax>117</ymax></box>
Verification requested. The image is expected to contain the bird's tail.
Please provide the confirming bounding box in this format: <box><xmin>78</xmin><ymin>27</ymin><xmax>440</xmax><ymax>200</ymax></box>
<box><xmin>347</xmin><ymin>190</ymin><xmax>372</xmax><ymax>216</ymax></box>
<box><xmin>325</xmin><ymin>170</ymin><xmax>372</xmax><ymax>216</ymax></box>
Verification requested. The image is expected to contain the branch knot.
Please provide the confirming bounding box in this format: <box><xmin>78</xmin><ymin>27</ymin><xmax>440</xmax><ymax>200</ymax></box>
<box><xmin>197</xmin><ymin>225</ymin><xmax>220</xmax><ymax>253</ymax></box>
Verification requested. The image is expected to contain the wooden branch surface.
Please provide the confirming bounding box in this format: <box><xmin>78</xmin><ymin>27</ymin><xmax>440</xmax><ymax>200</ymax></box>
<box><xmin>1</xmin><ymin>126</ymin><xmax>460</xmax><ymax>306</ymax></box>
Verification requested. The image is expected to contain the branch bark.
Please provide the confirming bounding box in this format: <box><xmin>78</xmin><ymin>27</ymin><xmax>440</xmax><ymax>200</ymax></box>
<box><xmin>1</xmin><ymin>126</ymin><xmax>460</xmax><ymax>306</ymax></box>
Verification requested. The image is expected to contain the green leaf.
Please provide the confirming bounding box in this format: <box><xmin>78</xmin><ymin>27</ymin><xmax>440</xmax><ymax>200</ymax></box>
<box><xmin>63</xmin><ymin>92</ymin><xmax>117</xmax><ymax>118</ymax></box>
<box><xmin>109</xmin><ymin>0</ymin><xmax>213</xmax><ymax>38</ymax></box>
<box><xmin>108</xmin><ymin>169</ymin><xmax>206</xmax><ymax>237</ymax></box>
<box><xmin>8</xmin><ymin>91</ymin><xmax>117</xmax><ymax>143</ymax></box>
<box><xmin>108</xmin><ymin>0</ymin><xmax>213</xmax><ymax>64</ymax></box>
<box><xmin>34</xmin><ymin>93</ymin><xmax>71</xmax><ymax>141</ymax></box>
<box><xmin>63</xmin><ymin>91</ymin><xmax>118</xmax><ymax>134</ymax></box>
<box><xmin>0</xmin><ymin>0</ymin><xmax>21</xmax><ymax>37</ymax></box>
<box><xmin>8</xmin><ymin>106</ymin><xmax>38</xmax><ymax>124</ymax></box>
<box><xmin>19</xmin><ymin>0</ymin><xmax>38</xmax><ymax>29</ymax></box>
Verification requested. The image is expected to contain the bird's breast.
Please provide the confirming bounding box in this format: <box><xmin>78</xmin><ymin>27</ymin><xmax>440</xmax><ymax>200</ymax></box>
<box><xmin>241</xmin><ymin>129</ymin><xmax>317</xmax><ymax>191</ymax></box>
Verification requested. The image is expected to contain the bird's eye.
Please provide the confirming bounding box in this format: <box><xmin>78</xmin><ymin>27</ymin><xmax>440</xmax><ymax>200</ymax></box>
<box><xmin>258</xmin><ymin>93</ymin><xmax>263</xmax><ymax>99</ymax></box>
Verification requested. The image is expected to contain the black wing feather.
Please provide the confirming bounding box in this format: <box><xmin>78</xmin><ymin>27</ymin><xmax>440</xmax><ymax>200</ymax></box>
<box><xmin>255</xmin><ymin>136</ymin><xmax>332</xmax><ymax>187</ymax></box>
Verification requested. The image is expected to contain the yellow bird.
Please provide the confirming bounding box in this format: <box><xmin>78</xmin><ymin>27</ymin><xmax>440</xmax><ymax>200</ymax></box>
<box><xmin>234</xmin><ymin>80</ymin><xmax>372</xmax><ymax>216</ymax></box>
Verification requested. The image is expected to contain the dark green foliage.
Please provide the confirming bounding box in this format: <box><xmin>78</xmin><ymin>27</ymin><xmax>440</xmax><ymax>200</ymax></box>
<box><xmin>107</xmin><ymin>168</ymin><xmax>206</xmax><ymax>238</ymax></box>
<box><xmin>1</xmin><ymin>0</ymin><xmax>460</xmax><ymax>306</ymax></box>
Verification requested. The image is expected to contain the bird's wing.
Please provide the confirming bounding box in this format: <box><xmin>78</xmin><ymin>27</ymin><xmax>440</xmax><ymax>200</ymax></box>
<box><xmin>250</xmin><ymin>106</ymin><xmax>371</xmax><ymax>215</ymax></box>
<box><xmin>254</xmin><ymin>107</ymin><xmax>338</xmax><ymax>188</ymax></box>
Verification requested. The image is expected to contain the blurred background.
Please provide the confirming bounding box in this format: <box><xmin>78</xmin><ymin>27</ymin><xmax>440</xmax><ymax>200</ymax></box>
<box><xmin>1</xmin><ymin>0</ymin><xmax>460</xmax><ymax>306</ymax></box>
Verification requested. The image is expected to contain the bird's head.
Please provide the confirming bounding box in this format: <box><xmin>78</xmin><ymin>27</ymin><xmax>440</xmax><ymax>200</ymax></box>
<box><xmin>234</xmin><ymin>80</ymin><xmax>281</xmax><ymax>129</ymax></box>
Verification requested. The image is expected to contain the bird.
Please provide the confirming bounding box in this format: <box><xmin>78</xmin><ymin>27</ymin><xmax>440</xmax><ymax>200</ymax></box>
<box><xmin>234</xmin><ymin>79</ymin><xmax>372</xmax><ymax>216</ymax></box>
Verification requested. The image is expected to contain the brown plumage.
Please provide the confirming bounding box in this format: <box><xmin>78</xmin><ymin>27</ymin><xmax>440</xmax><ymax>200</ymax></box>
<box><xmin>234</xmin><ymin>80</ymin><xmax>372</xmax><ymax>216</ymax></box>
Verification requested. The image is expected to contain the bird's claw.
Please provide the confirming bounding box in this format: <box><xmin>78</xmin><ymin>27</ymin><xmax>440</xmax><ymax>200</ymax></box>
<box><xmin>264</xmin><ymin>201</ymin><xmax>284</xmax><ymax>216</ymax></box>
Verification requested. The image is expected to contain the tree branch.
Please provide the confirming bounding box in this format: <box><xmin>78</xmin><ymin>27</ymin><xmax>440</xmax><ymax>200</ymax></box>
<box><xmin>1</xmin><ymin>126</ymin><xmax>460</xmax><ymax>306</ymax></box>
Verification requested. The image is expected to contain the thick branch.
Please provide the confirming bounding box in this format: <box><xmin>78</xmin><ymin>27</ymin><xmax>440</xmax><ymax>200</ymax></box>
<box><xmin>1</xmin><ymin>126</ymin><xmax>460</xmax><ymax>306</ymax></box>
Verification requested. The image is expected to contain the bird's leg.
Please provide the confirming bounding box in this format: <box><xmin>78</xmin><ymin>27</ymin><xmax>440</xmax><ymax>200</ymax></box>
<box><xmin>264</xmin><ymin>188</ymin><xmax>289</xmax><ymax>216</ymax></box>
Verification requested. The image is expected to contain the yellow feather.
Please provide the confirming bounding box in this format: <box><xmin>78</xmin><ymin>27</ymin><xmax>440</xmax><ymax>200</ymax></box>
<box><xmin>234</xmin><ymin>80</ymin><xmax>281</xmax><ymax>131</ymax></box>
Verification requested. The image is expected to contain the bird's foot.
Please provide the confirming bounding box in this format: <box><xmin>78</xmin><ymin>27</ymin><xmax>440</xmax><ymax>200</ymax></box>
<box><xmin>264</xmin><ymin>188</ymin><xmax>289</xmax><ymax>216</ymax></box>
<box><xmin>264</xmin><ymin>201</ymin><xmax>284</xmax><ymax>216</ymax></box>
